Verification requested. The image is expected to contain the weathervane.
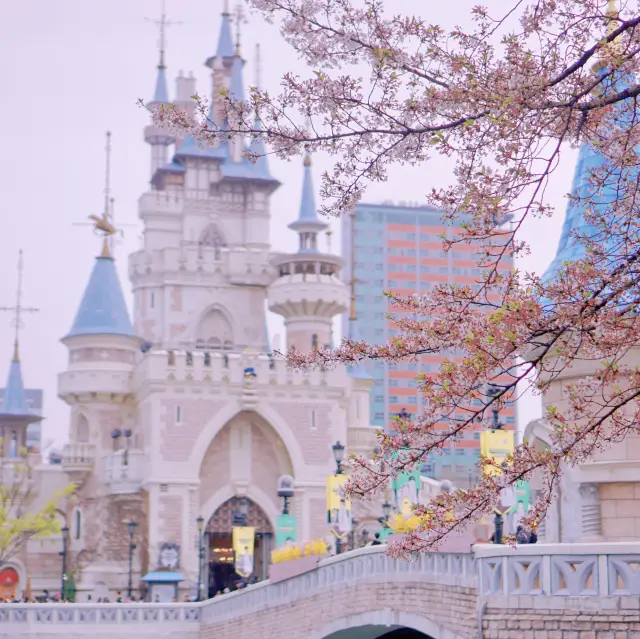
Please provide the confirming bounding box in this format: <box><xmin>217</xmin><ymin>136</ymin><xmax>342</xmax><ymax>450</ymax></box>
<box><xmin>0</xmin><ymin>250</ymin><xmax>39</xmax><ymax>362</ymax></box>
<box><xmin>234</xmin><ymin>2</ymin><xmax>248</xmax><ymax>54</ymax></box>
<box><xmin>145</xmin><ymin>0</ymin><xmax>182</xmax><ymax>68</ymax></box>
<box><xmin>254</xmin><ymin>43</ymin><xmax>262</xmax><ymax>90</ymax></box>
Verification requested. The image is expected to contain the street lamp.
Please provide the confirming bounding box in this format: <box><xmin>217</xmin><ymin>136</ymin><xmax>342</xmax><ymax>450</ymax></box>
<box><xmin>111</xmin><ymin>428</ymin><xmax>133</xmax><ymax>466</ymax></box>
<box><xmin>382</xmin><ymin>500</ymin><xmax>393</xmax><ymax>521</ymax></box>
<box><xmin>196</xmin><ymin>516</ymin><xmax>205</xmax><ymax>602</ymax></box>
<box><xmin>486</xmin><ymin>384</ymin><xmax>502</xmax><ymax>430</ymax></box>
<box><xmin>59</xmin><ymin>525</ymin><xmax>69</xmax><ymax>601</ymax></box>
<box><xmin>127</xmin><ymin>521</ymin><xmax>137</xmax><ymax>599</ymax></box>
<box><xmin>277</xmin><ymin>475</ymin><xmax>295</xmax><ymax>514</ymax></box>
<box><xmin>332</xmin><ymin>441</ymin><xmax>345</xmax><ymax>475</ymax></box>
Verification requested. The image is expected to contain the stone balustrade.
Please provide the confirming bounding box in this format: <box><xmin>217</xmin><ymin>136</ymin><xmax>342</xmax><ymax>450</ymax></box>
<box><xmin>61</xmin><ymin>443</ymin><xmax>96</xmax><ymax>471</ymax></box>
<box><xmin>58</xmin><ymin>370</ymin><xmax>132</xmax><ymax>399</ymax></box>
<box><xmin>134</xmin><ymin>349</ymin><xmax>347</xmax><ymax>389</ymax></box>
<box><xmin>475</xmin><ymin>541</ymin><xmax>640</xmax><ymax>597</ymax></box>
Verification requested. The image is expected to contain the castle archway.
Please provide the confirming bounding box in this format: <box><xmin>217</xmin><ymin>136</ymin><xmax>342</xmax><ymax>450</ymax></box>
<box><xmin>204</xmin><ymin>496</ymin><xmax>274</xmax><ymax>598</ymax></box>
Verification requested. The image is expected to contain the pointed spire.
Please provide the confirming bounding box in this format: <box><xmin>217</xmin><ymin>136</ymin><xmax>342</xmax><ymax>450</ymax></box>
<box><xmin>146</xmin><ymin>0</ymin><xmax>180</xmax><ymax>104</ymax></box>
<box><xmin>0</xmin><ymin>250</ymin><xmax>39</xmax><ymax>366</ymax></box>
<box><xmin>229</xmin><ymin>54</ymin><xmax>245</xmax><ymax>102</ymax></box>
<box><xmin>0</xmin><ymin>251</ymin><xmax>41</xmax><ymax>420</ymax></box>
<box><xmin>216</xmin><ymin>0</ymin><xmax>235</xmax><ymax>59</ymax></box>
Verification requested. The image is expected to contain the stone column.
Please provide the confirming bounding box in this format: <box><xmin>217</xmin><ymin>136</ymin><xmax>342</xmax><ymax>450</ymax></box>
<box><xmin>579</xmin><ymin>483</ymin><xmax>602</xmax><ymax>541</ymax></box>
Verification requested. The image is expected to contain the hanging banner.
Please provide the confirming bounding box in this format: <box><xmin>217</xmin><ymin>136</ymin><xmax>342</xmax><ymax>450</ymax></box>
<box><xmin>275</xmin><ymin>514</ymin><xmax>298</xmax><ymax>548</ymax></box>
<box><xmin>232</xmin><ymin>526</ymin><xmax>255</xmax><ymax>578</ymax></box>
<box><xmin>326</xmin><ymin>475</ymin><xmax>351</xmax><ymax>524</ymax></box>
<box><xmin>480</xmin><ymin>430</ymin><xmax>514</xmax><ymax>476</ymax></box>
<box><xmin>390</xmin><ymin>449</ymin><xmax>421</xmax><ymax>513</ymax></box>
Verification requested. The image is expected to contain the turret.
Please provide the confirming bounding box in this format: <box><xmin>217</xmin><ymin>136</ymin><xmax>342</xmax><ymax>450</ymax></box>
<box><xmin>173</xmin><ymin>71</ymin><xmax>197</xmax><ymax>149</ymax></box>
<box><xmin>268</xmin><ymin>153</ymin><xmax>349</xmax><ymax>351</ymax></box>
<box><xmin>59</xmin><ymin>140</ymin><xmax>141</xmax><ymax>479</ymax></box>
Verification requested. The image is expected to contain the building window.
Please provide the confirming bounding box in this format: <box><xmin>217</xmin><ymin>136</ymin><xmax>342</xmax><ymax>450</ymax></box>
<box><xmin>176</xmin><ymin>405</ymin><xmax>182</xmax><ymax>424</ymax></box>
<box><xmin>75</xmin><ymin>510</ymin><xmax>82</xmax><ymax>541</ymax></box>
<box><xmin>310</xmin><ymin>408</ymin><xmax>317</xmax><ymax>429</ymax></box>
<box><xmin>150</xmin><ymin>291</ymin><xmax>155</xmax><ymax>309</ymax></box>
<box><xmin>311</xmin><ymin>334</ymin><xmax>318</xmax><ymax>348</ymax></box>
<box><xmin>160</xmin><ymin>484</ymin><xmax>169</xmax><ymax>493</ymax></box>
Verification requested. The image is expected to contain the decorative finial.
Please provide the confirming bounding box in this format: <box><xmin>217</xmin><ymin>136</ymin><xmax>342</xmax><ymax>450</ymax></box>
<box><xmin>223</xmin><ymin>0</ymin><xmax>230</xmax><ymax>14</ymax></box>
<box><xmin>89</xmin><ymin>131</ymin><xmax>118</xmax><ymax>258</ymax></box>
<box><xmin>254</xmin><ymin>43</ymin><xmax>262</xmax><ymax>90</ymax></box>
<box><xmin>0</xmin><ymin>250</ymin><xmax>39</xmax><ymax>362</ymax></box>
<box><xmin>146</xmin><ymin>0</ymin><xmax>182</xmax><ymax>69</ymax></box>
<box><xmin>234</xmin><ymin>2</ymin><xmax>247</xmax><ymax>55</ymax></box>
<box><xmin>304</xmin><ymin>153</ymin><xmax>312</xmax><ymax>167</ymax></box>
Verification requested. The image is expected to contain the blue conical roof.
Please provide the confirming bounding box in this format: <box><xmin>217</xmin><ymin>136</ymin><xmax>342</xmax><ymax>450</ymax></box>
<box><xmin>65</xmin><ymin>256</ymin><xmax>136</xmax><ymax>339</ymax></box>
<box><xmin>247</xmin><ymin>118</ymin><xmax>272</xmax><ymax>179</ymax></box>
<box><xmin>153</xmin><ymin>66</ymin><xmax>169</xmax><ymax>104</ymax></box>
<box><xmin>229</xmin><ymin>56</ymin><xmax>245</xmax><ymax>102</ymax></box>
<box><xmin>216</xmin><ymin>12</ymin><xmax>235</xmax><ymax>58</ymax></box>
<box><xmin>289</xmin><ymin>155</ymin><xmax>328</xmax><ymax>235</ymax></box>
<box><xmin>1</xmin><ymin>354</ymin><xmax>31</xmax><ymax>418</ymax></box>
<box><xmin>543</xmin><ymin>65</ymin><xmax>638</xmax><ymax>283</ymax></box>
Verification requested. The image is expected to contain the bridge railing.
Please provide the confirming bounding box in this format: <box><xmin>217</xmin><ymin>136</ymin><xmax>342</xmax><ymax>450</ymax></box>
<box><xmin>0</xmin><ymin>602</ymin><xmax>201</xmax><ymax>627</ymax></box>
<box><xmin>474</xmin><ymin>541</ymin><xmax>640</xmax><ymax>597</ymax></box>
<box><xmin>200</xmin><ymin>544</ymin><xmax>476</xmax><ymax>623</ymax></box>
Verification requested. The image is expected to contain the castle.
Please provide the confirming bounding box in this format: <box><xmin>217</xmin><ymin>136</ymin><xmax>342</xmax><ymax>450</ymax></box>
<box><xmin>0</xmin><ymin>7</ymin><xmax>382</xmax><ymax>601</ymax></box>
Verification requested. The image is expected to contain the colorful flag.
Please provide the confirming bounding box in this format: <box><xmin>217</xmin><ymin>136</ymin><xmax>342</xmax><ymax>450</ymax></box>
<box><xmin>275</xmin><ymin>514</ymin><xmax>297</xmax><ymax>548</ymax></box>
<box><xmin>232</xmin><ymin>526</ymin><xmax>255</xmax><ymax>578</ymax></box>
<box><xmin>480</xmin><ymin>430</ymin><xmax>514</xmax><ymax>475</ymax></box>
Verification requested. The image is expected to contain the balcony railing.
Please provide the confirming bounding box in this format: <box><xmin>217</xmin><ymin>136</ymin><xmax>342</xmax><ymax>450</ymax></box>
<box><xmin>61</xmin><ymin>443</ymin><xmax>96</xmax><ymax>471</ymax></box>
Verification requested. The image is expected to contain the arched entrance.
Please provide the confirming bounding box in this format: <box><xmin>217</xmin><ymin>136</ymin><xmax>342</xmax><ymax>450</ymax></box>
<box><xmin>0</xmin><ymin>567</ymin><xmax>19</xmax><ymax>601</ymax></box>
<box><xmin>324</xmin><ymin>628</ymin><xmax>432</xmax><ymax>639</ymax></box>
<box><xmin>205</xmin><ymin>496</ymin><xmax>274</xmax><ymax>597</ymax></box>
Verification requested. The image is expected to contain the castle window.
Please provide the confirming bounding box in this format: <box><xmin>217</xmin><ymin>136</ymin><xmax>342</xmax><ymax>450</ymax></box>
<box><xmin>75</xmin><ymin>510</ymin><xmax>82</xmax><ymax>540</ymax></box>
<box><xmin>310</xmin><ymin>408</ymin><xmax>317</xmax><ymax>429</ymax></box>
<box><xmin>311</xmin><ymin>334</ymin><xmax>318</xmax><ymax>349</ymax></box>
<box><xmin>150</xmin><ymin>291</ymin><xmax>155</xmax><ymax>309</ymax></box>
<box><xmin>204</xmin><ymin>352</ymin><xmax>211</xmax><ymax>367</ymax></box>
<box><xmin>176</xmin><ymin>405</ymin><xmax>182</xmax><ymax>424</ymax></box>
<box><xmin>76</xmin><ymin>415</ymin><xmax>89</xmax><ymax>443</ymax></box>
<box><xmin>197</xmin><ymin>310</ymin><xmax>233</xmax><ymax>351</ymax></box>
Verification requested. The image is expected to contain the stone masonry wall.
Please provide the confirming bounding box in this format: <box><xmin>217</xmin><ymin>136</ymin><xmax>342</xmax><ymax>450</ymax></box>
<box><xmin>200</xmin><ymin>582</ymin><xmax>477</xmax><ymax>639</ymax></box>
<box><xmin>600</xmin><ymin>483</ymin><xmax>640</xmax><ymax>541</ymax></box>
<box><xmin>483</xmin><ymin>598</ymin><xmax>640</xmax><ymax>639</ymax></box>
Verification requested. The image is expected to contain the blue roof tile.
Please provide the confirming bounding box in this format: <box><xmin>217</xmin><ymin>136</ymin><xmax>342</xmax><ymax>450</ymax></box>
<box><xmin>66</xmin><ymin>256</ymin><xmax>136</xmax><ymax>339</ymax></box>
<box><xmin>289</xmin><ymin>155</ymin><xmax>327</xmax><ymax>235</ymax></box>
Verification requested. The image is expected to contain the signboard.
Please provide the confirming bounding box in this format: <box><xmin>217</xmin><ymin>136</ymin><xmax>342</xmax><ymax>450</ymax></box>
<box><xmin>275</xmin><ymin>514</ymin><xmax>297</xmax><ymax>547</ymax></box>
<box><xmin>480</xmin><ymin>430</ymin><xmax>515</xmax><ymax>475</ymax></box>
<box><xmin>326</xmin><ymin>475</ymin><xmax>351</xmax><ymax>520</ymax></box>
<box><xmin>232</xmin><ymin>526</ymin><xmax>255</xmax><ymax>578</ymax></box>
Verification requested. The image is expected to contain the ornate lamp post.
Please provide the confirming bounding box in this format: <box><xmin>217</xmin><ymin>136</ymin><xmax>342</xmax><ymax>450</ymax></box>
<box><xmin>59</xmin><ymin>525</ymin><xmax>69</xmax><ymax>601</ymax></box>
<box><xmin>196</xmin><ymin>515</ymin><xmax>205</xmax><ymax>602</ymax></box>
<box><xmin>127</xmin><ymin>521</ymin><xmax>137</xmax><ymax>598</ymax></box>
<box><xmin>277</xmin><ymin>475</ymin><xmax>295</xmax><ymax>514</ymax></box>
<box><xmin>332</xmin><ymin>441</ymin><xmax>345</xmax><ymax>475</ymax></box>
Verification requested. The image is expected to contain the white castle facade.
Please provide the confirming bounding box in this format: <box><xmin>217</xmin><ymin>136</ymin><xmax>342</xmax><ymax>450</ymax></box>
<box><xmin>0</xmin><ymin>10</ymin><xmax>383</xmax><ymax>601</ymax></box>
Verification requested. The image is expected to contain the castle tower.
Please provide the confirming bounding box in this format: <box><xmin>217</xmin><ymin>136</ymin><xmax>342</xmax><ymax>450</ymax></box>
<box><xmin>525</xmin><ymin>0</ymin><xmax>640</xmax><ymax>544</ymax></box>
<box><xmin>268</xmin><ymin>153</ymin><xmax>349</xmax><ymax>351</ymax></box>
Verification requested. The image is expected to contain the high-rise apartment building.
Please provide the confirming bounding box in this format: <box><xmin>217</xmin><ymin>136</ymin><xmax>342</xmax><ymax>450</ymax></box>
<box><xmin>341</xmin><ymin>202</ymin><xmax>516</xmax><ymax>486</ymax></box>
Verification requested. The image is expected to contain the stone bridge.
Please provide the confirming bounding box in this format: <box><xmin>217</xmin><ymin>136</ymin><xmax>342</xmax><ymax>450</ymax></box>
<box><xmin>2</xmin><ymin>543</ymin><xmax>640</xmax><ymax>639</ymax></box>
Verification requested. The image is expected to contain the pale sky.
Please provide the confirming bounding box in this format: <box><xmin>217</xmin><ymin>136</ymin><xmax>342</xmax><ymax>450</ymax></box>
<box><xmin>0</xmin><ymin>0</ymin><xmax>577</xmax><ymax>453</ymax></box>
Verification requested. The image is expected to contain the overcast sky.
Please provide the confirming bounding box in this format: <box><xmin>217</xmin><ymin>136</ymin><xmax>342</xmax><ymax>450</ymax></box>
<box><xmin>0</xmin><ymin>0</ymin><xmax>577</xmax><ymax>452</ymax></box>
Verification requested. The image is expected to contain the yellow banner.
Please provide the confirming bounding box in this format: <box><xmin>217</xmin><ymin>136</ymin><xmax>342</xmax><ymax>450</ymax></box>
<box><xmin>326</xmin><ymin>475</ymin><xmax>351</xmax><ymax>512</ymax></box>
<box><xmin>232</xmin><ymin>526</ymin><xmax>255</xmax><ymax>578</ymax></box>
<box><xmin>480</xmin><ymin>430</ymin><xmax>515</xmax><ymax>476</ymax></box>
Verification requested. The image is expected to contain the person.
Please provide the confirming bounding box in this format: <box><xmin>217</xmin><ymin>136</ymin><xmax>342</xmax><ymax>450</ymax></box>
<box><xmin>370</xmin><ymin>532</ymin><xmax>382</xmax><ymax>546</ymax></box>
<box><xmin>154</xmin><ymin>594</ymin><xmax>160</xmax><ymax>603</ymax></box>
<box><xmin>43</xmin><ymin>589</ymin><xmax>50</xmax><ymax>601</ymax></box>
<box><xmin>116</xmin><ymin>591</ymin><xmax>123</xmax><ymax>603</ymax></box>
<box><xmin>516</xmin><ymin>525</ymin><xmax>529</xmax><ymax>544</ymax></box>
<box><xmin>529</xmin><ymin>529</ymin><xmax>538</xmax><ymax>544</ymax></box>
